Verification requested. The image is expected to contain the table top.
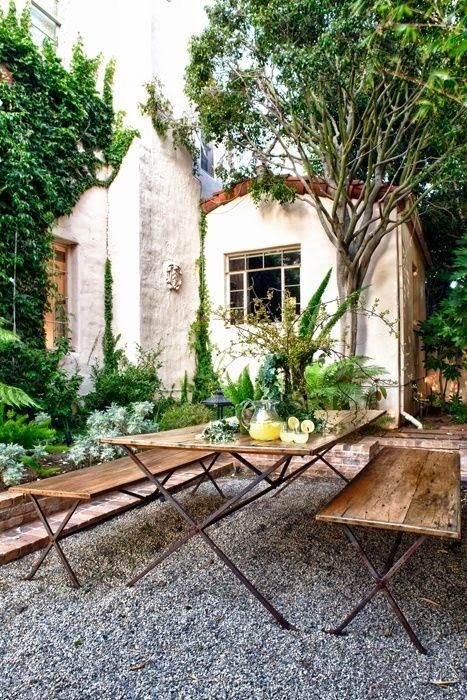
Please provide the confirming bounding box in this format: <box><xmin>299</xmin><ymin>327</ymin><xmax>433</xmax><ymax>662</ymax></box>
<box><xmin>316</xmin><ymin>447</ymin><xmax>461</xmax><ymax>539</ymax></box>
<box><xmin>101</xmin><ymin>409</ymin><xmax>385</xmax><ymax>456</ymax></box>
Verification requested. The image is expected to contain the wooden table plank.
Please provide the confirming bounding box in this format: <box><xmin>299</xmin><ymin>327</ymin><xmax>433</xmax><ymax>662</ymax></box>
<box><xmin>316</xmin><ymin>447</ymin><xmax>461</xmax><ymax>539</ymax></box>
<box><xmin>101</xmin><ymin>410</ymin><xmax>385</xmax><ymax>456</ymax></box>
<box><xmin>404</xmin><ymin>451</ymin><xmax>461</xmax><ymax>536</ymax></box>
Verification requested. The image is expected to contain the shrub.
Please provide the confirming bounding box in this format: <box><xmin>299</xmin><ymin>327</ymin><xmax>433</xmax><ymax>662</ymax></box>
<box><xmin>447</xmin><ymin>395</ymin><xmax>467</xmax><ymax>424</ymax></box>
<box><xmin>0</xmin><ymin>443</ymin><xmax>26</xmax><ymax>486</ymax></box>
<box><xmin>84</xmin><ymin>347</ymin><xmax>162</xmax><ymax>412</ymax></box>
<box><xmin>158</xmin><ymin>403</ymin><xmax>212</xmax><ymax>431</ymax></box>
<box><xmin>0</xmin><ymin>409</ymin><xmax>57</xmax><ymax>449</ymax></box>
<box><xmin>69</xmin><ymin>402</ymin><xmax>157</xmax><ymax>467</ymax></box>
<box><xmin>0</xmin><ymin>441</ymin><xmax>53</xmax><ymax>487</ymax></box>
<box><xmin>0</xmin><ymin>339</ymin><xmax>82</xmax><ymax>432</ymax></box>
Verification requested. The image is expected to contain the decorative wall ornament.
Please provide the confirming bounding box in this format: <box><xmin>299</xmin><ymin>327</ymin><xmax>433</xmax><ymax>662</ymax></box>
<box><xmin>166</xmin><ymin>262</ymin><xmax>182</xmax><ymax>291</ymax></box>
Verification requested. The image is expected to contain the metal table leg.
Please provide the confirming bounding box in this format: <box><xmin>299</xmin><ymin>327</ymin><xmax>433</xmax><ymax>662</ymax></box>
<box><xmin>123</xmin><ymin>447</ymin><xmax>295</xmax><ymax>629</ymax></box>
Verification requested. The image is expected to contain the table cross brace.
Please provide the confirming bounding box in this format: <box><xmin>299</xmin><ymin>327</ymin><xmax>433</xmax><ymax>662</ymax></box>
<box><xmin>326</xmin><ymin>525</ymin><xmax>427</xmax><ymax>654</ymax></box>
<box><xmin>124</xmin><ymin>447</ymin><xmax>295</xmax><ymax>629</ymax></box>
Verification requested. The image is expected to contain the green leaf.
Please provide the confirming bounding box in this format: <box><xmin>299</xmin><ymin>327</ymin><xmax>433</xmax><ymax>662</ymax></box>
<box><xmin>298</xmin><ymin>269</ymin><xmax>332</xmax><ymax>339</ymax></box>
<box><xmin>0</xmin><ymin>382</ymin><xmax>41</xmax><ymax>409</ymax></box>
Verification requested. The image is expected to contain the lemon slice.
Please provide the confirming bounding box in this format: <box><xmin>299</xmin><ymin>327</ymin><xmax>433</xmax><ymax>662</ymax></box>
<box><xmin>293</xmin><ymin>433</ymin><xmax>309</xmax><ymax>444</ymax></box>
<box><xmin>300</xmin><ymin>419</ymin><xmax>315</xmax><ymax>434</ymax></box>
<box><xmin>287</xmin><ymin>415</ymin><xmax>300</xmax><ymax>431</ymax></box>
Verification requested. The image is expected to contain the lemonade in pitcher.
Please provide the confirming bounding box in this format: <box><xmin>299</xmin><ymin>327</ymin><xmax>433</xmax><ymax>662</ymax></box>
<box><xmin>240</xmin><ymin>400</ymin><xmax>282</xmax><ymax>441</ymax></box>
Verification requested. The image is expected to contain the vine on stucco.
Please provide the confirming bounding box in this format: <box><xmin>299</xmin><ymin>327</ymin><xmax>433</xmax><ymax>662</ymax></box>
<box><xmin>102</xmin><ymin>258</ymin><xmax>118</xmax><ymax>371</ymax></box>
<box><xmin>190</xmin><ymin>211</ymin><xmax>217</xmax><ymax>402</ymax></box>
<box><xmin>0</xmin><ymin>4</ymin><xmax>137</xmax><ymax>344</ymax></box>
<box><xmin>140</xmin><ymin>77</ymin><xmax>199</xmax><ymax>165</ymax></box>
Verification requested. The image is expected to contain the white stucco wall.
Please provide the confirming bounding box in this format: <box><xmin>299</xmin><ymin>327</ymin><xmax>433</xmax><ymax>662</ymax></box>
<box><xmin>2</xmin><ymin>0</ymin><xmax>213</xmax><ymax>392</ymax></box>
<box><xmin>205</xmin><ymin>194</ymin><xmax>422</xmax><ymax>423</ymax></box>
<box><xmin>53</xmin><ymin>187</ymin><xmax>108</xmax><ymax>392</ymax></box>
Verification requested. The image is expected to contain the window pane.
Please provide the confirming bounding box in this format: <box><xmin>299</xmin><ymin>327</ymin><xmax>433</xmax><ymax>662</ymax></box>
<box><xmin>247</xmin><ymin>269</ymin><xmax>282</xmax><ymax>319</ymax></box>
<box><xmin>285</xmin><ymin>285</ymin><xmax>300</xmax><ymax>304</ymax></box>
<box><xmin>230</xmin><ymin>290</ymin><xmax>244</xmax><ymax>308</ymax></box>
<box><xmin>230</xmin><ymin>308</ymin><xmax>244</xmax><ymax>324</ymax></box>
<box><xmin>31</xmin><ymin>7</ymin><xmax>57</xmax><ymax>37</ymax></box>
<box><xmin>283</xmin><ymin>250</ymin><xmax>300</xmax><ymax>265</ymax></box>
<box><xmin>247</xmin><ymin>255</ymin><xmax>263</xmax><ymax>270</ymax></box>
<box><xmin>229</xmin><ymin>273</ymin><xmax>244</xmax><ymax>291</ymax></box>
<box><xmin>264</xmin><ymin>253</ymin><xmax>281</xmax><ymax>268</ymax></box>
<box><xmin>229</xmin><ymin>257</ymin><xmax>245</xmax><ymax>272</ymax></box>
<box><xmin>284</xmin><ymin>268</ymin><xmax>300</xmax><ymax>285</ymax></box>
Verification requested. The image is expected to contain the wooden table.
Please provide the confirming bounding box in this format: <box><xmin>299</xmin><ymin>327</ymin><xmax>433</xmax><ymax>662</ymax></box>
<box><xmin>102</xmin><ymin>410</ymin><xmax>384</xmax><ymax>628</ymax></box>
<box><xmin>316</xmin><ymin>447</ymin><xmax>461</xmax><ymax>652</ymax></box>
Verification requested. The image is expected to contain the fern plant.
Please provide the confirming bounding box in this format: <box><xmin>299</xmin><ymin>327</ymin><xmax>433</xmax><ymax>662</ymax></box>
<box><xmin>0</xmin><ymin>322</ymin><xmax>40</xmax><ymax>409</ymax></box>
<box><xmin>0</xmin><ymin>408</ymin><xmax>57</xmax><ymax>449</ymax></box>
<box><xmin>305</xmin><ymin>356</ymin><xmax>387</xmax><ymax>410</ymax></box>
<box><xmin>222</xmin><ymin>367</ymin><xmax>255</xmax><ymax>405</ymax></box>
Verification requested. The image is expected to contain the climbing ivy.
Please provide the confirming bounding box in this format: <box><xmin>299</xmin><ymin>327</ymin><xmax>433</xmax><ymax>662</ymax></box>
<box><xmin>0</xmin><ymin>4</ymin><xmax>136</xmax><ymax>344</ymax></box>
<box><xmin>102</xmin><ymin>258</ymin><xmax>117</xmax><ymax>371</ymax></box>
<box><xmin>190</xmin><ymin>211</ymin><xmax>217</xmax><ymax>402</ymax></box>
<box><xmin>140</xmin><ymin>77</ymin><xmax>199</xmax><ymax>164</ymax></box>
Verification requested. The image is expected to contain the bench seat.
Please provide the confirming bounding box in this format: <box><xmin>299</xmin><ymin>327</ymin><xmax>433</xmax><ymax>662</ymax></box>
<box><xmin>315</xmin><ymin>446</ymin><xmax>461</xmax><ymax>653</ymax></box>
<box><xmin>10</xmin><ymin>447</ymin><xmax>224</xmax><ymax>589</ymax></box>
<box><xmin>316</xmin><ymin>446</ymin><xmax>461</xmax><ymax>539</ymax></box>
<box><xmin>10</xmin><ymin>448</ymin><xmax>217</xmax><ymax>500</ymax></box>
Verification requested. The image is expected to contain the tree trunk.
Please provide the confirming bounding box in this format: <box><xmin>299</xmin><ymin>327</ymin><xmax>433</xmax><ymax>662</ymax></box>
<box><xmin>336</xmin><ymin>250</ymin><xmax>358</xmax><ymax>356</ymax></box>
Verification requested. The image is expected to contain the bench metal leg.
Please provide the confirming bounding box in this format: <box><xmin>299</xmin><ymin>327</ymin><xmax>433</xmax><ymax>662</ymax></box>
<box><xmin>25</xmin><ymin>496</ymin><xmax>82</xmax><ymax>588</ymax></box>
<box><xmin>124</xmin><ymin>447</ymin><xmax>295</xmax><ymax>630</ymax></box>
<box><xmin>190</xmin><ymin>453</ymin><xmax>224</xmax><ymax>497</ymax></box>
<box><xmin>325</xmin><ymin>526</ymin><xmax>427</xmax><ymax>653</ymax></box>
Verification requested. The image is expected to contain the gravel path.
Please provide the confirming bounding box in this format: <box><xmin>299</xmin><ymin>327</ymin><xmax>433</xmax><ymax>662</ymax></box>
<box><xmin>0</xmin><ymin>476</ymin><xmax>466</xmax><ymax>700</ymax></box>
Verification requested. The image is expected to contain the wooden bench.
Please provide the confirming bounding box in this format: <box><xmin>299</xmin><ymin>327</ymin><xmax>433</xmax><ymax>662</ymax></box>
<box><xmin>316</xmin><ymin>447</ymin><xmax>461</xmax><ymax>653</ymax></box>
<box><xmin>10</xmin><ymin>447</ymin><xmax>224</xmax><ymax>588</ymax></box>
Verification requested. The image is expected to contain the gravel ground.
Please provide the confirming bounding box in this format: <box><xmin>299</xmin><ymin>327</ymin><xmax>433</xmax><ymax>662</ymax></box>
<box><xmin>0</xmin><ymin>475</ymin><xmax>466</xmax><ymax>700</ymax></box>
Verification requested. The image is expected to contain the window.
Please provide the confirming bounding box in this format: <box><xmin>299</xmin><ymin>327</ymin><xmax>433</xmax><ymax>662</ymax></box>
<box><xmin>44</xmin><ymin>242</ymin><xmax>69</xmax><ymax>348</ymax></box>
<box><xmin>200</xmin><ymin>139</ymin><xmax>214</xmax><ymax>177</ymax></box>
<box><xmin>30</xmin><ymin>1</ymin><xmax>60</xmax><ymax>46</ymax></box>
<box><xmin>226</xmin><ymin>247</ymin><xmax>301</xmax><ymax>322</ymax></box>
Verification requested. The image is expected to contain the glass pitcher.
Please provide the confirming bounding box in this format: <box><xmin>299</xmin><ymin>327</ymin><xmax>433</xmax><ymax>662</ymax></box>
<box><xmin>240</xmin><ymin>400</ymin><xmax>282</xmax><ymax>441</ymax></box>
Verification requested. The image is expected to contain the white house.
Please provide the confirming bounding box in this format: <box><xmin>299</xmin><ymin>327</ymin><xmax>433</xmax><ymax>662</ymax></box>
<box><xmin>202</xmin><ymin>179</ymin><xmax>429</xmax><ymax>424</ymax></box>
<box><xmin>3</xmin><ymin>1</ymin><xmax>430</xmax><ymax>422</ymax></box>
<box><xmin>3</xmin><ymin>0</ymin><xmax>220</xmax><ymax>393</ymax></box>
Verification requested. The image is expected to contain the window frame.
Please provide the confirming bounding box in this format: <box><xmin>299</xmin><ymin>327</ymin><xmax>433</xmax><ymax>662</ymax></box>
<box><xmin>44</xmin><ymin>241</ymin><xmax>70</xmax><ymax>349</ymax></box>
<box><xmin>225</xmin><ymin>245</ymin><xmax>301</xmax><ymax>323</ymax></box>
<box><xmin>30</xmin><ymin>1</ymin><xmax>61</xmax><ymax>45</ymax></box>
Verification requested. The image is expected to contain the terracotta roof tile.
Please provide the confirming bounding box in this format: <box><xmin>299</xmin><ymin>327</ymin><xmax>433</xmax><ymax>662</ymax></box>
<box><xmin>201</xmin><ymin>176</ymin><xmax>395</xmax><ymax>213</ymax></box>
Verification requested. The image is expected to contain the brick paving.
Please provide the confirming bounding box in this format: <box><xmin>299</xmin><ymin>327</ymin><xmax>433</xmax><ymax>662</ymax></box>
<box><xmin>0</xmin><ymin>458</ymin><xmax>233</xmax><ymax>565</ymax></box>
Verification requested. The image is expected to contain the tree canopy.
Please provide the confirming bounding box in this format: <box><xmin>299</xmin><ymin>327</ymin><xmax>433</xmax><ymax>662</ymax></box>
<box><xmin>186</xmin><ymin>0</ymin><xmax>466</xmax><ymax>351</ymax></box>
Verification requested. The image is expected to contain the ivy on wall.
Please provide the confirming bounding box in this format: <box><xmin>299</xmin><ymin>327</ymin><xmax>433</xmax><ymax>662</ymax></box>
<box><xmin>102</xmin><ymin>258</ymin><xmax>117</xmax><ymax>371</ymax></box>
<box><xmin>140</xmin><ymin>77</ymin><xmax>199</xmax><ymax>165</ymax></box>
<box><xmin>190</xmin><ymin>211</ymin><xmax>217</xmax><ymax>402</ymax></box>
<box><xmin>0</xmin><ymin>4</ymin><xmax>137</xmax><ymax>345</ymax></box>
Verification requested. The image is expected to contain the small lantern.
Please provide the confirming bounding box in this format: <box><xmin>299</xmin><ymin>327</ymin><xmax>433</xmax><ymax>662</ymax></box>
<box><xmin>201</xmin><ymin>389</ymin><xmax>233</xmax><ymax>419</ymax></box>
